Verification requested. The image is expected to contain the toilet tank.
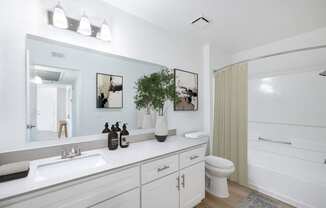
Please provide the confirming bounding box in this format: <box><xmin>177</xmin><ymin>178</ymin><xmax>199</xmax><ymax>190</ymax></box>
<box><xmin>184</xmin><ymin>131</ymin><xmax>210</xmax><ymax>155</ymax></box>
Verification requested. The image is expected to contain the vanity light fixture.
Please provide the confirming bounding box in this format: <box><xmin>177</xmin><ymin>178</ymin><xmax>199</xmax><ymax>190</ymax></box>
<box><xmin>96</xmin><ymin>20</ymin><xmax>112</xmax><ymax>42</ymax></box>
<box><xmin>77</xmin><ymin>12</ymin><xmax>92</xmax><ymax>36</ymax></box>
<box><xmin>48</xmin><ymin>7</ymin><xmax>107</xmax><ymax>41</ymax></box>
<box><xmin>52</xmin><ymin>2</ymin><xmax>68</xmax><ymax>29</ymax></box>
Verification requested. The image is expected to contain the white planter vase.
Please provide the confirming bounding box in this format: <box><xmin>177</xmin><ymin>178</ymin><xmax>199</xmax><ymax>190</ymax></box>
<box><xmin>142</xmin><ymin>114</ymin><xmax>153</xmax><ymax>129</ymax></box>
<box><xmin>155</xmin><ymin>115</ymin><xmax>168</xmax><ymax>142</ymax></box>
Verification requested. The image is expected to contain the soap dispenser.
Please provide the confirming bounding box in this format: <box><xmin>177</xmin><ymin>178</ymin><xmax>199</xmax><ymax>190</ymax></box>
<box><xmin>120</xmin><ymin>123</ymin><xmax>130</xmax><ymax>148</ymax></box>
<box><xmin>108</xmin><ymin>125</ymin><xmax>119</xmax><ymax>150</ymax></box>
<box><xmin>115</xmin><ymin>121</ymin><xmax>122</xmax><ymax>142</ymax></box>
<box><xmin>102</xmin><ymin>122</ymin><xmax>110</xmax><ymax>133</ymax></box>
<box><xmin>115</xmin><ymin>122</ymin><xmax>121</xmax><ymax>132</ymax></box>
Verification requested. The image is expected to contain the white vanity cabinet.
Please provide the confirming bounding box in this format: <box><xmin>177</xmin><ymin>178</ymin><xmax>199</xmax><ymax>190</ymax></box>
<box><xmin>141</xmin><ymin>145</ymin><xmax>206</xmax><ymax>208</ymax></box>
<box><xmin>0</xmin><ymin>142</ymin><xmax>207</xmax><ymax>208</ymax></box>
<box><xmin>179</xmin><ymin>145</ymin><xmax>206</xmax><ymax>208</ymax></box>
<box><xmin>1</xmin><ymin>166</ymin><xmax>140</xmax><ymax>208</ymax></box>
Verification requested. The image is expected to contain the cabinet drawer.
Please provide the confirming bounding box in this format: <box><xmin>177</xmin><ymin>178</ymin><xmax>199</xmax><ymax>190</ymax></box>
<box><xmin>141</xmin><ymin>155</ymin><xmax>178</xmax><ymax>184</ymax></box>
<box><xmin>91</xmin><ymin>188</ymin><xmax>140</xmax><ymax>208</ymax></box>
<box><xmin>2</xmin><ymin>166</ymin><xmax>140</xmax><ymax>208</ymax></box>
<box><xmin>180</xmin><ymin>146</ymin><xmax>205</xmax><ymax>169</ymax></box>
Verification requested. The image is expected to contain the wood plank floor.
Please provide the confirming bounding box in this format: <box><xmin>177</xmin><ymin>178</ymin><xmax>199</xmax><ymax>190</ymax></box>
<box><xmin>196</xmin><ymin>181</ymin><xmax>295</xmax><ymax>208</ymax></box>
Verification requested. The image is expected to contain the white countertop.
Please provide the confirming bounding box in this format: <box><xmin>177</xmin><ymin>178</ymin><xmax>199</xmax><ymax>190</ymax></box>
<box><xmin>0</xmin><ymin>136</ymin><xmax>207</xmax><ymax>201</ymax></box>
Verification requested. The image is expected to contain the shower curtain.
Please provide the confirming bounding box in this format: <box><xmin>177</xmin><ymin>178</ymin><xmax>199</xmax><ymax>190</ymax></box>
<box><xmin>213</xmin><ymin>63</ymin><xmax>248</xmax><ymax>186</ymax></box>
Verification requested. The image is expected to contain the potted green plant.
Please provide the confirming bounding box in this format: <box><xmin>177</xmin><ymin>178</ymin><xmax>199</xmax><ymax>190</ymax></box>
<box><xmin>134</xmin><ymin>69</ymin><xmax>178</xmax><ymax>142</ymax></box>
<box><xmin>134</xmin><ymin>73</ymin><xmax>154</xmax><ymax>129</ymax></box>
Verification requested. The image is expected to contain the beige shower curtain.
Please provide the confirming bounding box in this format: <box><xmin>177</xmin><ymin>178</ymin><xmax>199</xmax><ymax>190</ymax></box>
<box><xmin>213</xmin><ymin>63</ymin><xmax>248</xmax><ymax>186</ymax></box>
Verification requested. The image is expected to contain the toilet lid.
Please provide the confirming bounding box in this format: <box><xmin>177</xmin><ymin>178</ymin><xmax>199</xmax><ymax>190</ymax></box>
<box><xmin>205</xmin><ymin>156</ymin><xmax>234</xmax><ymax>169</ymax></box>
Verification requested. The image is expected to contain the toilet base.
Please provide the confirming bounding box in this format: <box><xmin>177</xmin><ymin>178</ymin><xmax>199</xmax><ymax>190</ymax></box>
<box><xmin>206</xmin><ymin>174</ymin><xmax>230</xmax><ymax>198</ymax></box>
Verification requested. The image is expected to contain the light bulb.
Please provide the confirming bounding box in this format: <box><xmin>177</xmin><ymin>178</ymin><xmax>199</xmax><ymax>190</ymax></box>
<box><xmin>52</xmin><ymin>2</ymin><xmax>68</xmax><ymax>29</ymax></box>
<box><xmin>31</xmin><ymin>76</ymin><xmax>43</xmax><ymax>84</ymax></box>
<box><xmin>77</xmin><ymin>13</ymin><xmax>92</xmax><ymax>36</ymax></box>
<box><xmin>97</xmin><ymin>20</ymin><xmax>112</xmax><ymax>42</ymax></box>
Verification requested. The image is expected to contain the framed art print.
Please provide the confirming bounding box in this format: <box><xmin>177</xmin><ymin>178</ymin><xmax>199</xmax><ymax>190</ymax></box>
<box><xmin>96</xmin><ymin>73</ymin><xmax>123</xmax><ymax>109</ymax></box>
<box><xmin>174</xmin><ymin>69</ymin><xmax>198</xmax><ymax>111</ymax></box>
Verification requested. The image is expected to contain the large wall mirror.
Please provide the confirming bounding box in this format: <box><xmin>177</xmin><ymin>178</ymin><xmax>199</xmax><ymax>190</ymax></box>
<box><xmin>26</xmin><ymin>35</ymin><xmax>165</xmax><ymax>143</ymax></box>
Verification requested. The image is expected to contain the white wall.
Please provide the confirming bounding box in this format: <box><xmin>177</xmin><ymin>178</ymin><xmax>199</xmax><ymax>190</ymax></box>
<box><xmin>233</xmin><ymin>28</ymin><xmax>326</xmax><ymax>208</ymax></box>
<box><xmin>0</xmin><ymin>0</ymin><xmax>203</xmax><ymax>150</ymax></box>
<box><xmin>233</xmin><ymin>27</ymin><xmax>326</xmax><ymax>62</ymax></box>
<box><xmin>210</xmin><ymin>45</ymin><xmax>232</xmax><ymax>71</ymax></box>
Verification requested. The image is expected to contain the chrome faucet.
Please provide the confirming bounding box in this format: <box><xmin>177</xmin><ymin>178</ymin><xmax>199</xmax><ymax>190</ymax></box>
<box><xmin>61</xmin><ymin>146</ymin><xmax>82</xmax><ymax>159</ymax></box>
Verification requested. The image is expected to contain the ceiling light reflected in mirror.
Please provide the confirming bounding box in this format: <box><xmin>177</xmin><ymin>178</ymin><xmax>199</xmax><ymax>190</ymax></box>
<box><xmin>52</xmin><ymin>2</ymin><xmax>68</xmax><ymax>29</ymax></box>
<box><xmin>31</xmin><ymin>76</ymin><xmax>43</xmax><ymax>85</ymax></box>
<box><xmin>77</xmin><ymin>13</ymin><xmax>92</xmax><ymax>36</ymax></box>
<box><xmin>97</xmin><ymin>20</ymin><xmax>112</xmax><ymax>42</ymax></box>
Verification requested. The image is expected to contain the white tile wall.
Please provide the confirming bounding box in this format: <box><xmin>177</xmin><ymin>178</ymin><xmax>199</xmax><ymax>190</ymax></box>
<box><xmin>248</xmin><ymin>67</ymin><xmax>326</xmax><ymax>208</ymax></box>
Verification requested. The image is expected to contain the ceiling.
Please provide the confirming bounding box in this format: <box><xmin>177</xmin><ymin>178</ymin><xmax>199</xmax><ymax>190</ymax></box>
<box><xmin>103</xmin><ymin>0</ymin><xmax>326</xmax><ymax>53</ymax></box>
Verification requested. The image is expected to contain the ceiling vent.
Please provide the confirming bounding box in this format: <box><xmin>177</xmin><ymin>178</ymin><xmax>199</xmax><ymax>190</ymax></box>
<box><xmin>34</xmin><ymin>70</ymin><xmax>62</xmax><ymax>82</ymax></box>
<box><xmin>191</xmin><ymin>16</ymin><xmax>210</xmax><ymax>28</ymax></box>
<box><xmin>51</xmin><ymin>51</ymin><xmax>65</xmax><ymax>58</ymax></box>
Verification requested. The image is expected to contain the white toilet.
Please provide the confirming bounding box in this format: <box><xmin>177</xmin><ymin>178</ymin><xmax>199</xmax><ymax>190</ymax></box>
<box><xmin>184</xmin><ymin>132</ymin><xmax>235</xmax><ymax>198</ymax></box>
<box><xmin>205</xmin><ymin>155</ymin><xmax>235</xmax><ymax>198</ymax></box>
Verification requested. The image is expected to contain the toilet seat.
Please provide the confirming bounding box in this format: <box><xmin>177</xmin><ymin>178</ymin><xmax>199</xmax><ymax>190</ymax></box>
<box><xmin>205</xmin><ymin>156</ymin><xmax>234</xmax><ymax>169</ymax></box>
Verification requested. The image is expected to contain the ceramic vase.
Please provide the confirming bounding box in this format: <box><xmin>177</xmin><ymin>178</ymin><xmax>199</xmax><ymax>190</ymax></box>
<box><xmin>155</xmin><ymin>115</ymin><xmax>168</xmax><ymax>142</ymax></box>
<box><xmin>142</xmin><ymin>113</ymin><xmax>153</xmax><ymax>129</ymax></box>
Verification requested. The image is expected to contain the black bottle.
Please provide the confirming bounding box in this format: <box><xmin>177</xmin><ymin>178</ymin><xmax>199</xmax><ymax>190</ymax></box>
<box><xmin>115</xmin><ymin>122</ymin><xmax>121</xmax><ymax>132</ymax></box>
<box><xmin>108</xmin><ymin>125</ymin><xmax>119</xmax><ymax>150</ymax></box>
<box><xmin>120</xmin><ymin>123</ymin><xmax>130</xmax><ymax>148</ymax></box>
<box><xmin>115</xmin><ymin>122</ymin><xmax>121</xmax><ymax>143</ymax></box>
<box><xmin>102</xmin><ymin>122</ymin><xmax>110</xmax><ymax>133</ymax></box>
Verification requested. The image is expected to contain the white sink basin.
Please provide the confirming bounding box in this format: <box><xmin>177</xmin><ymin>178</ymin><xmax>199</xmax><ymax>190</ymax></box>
<box><xmin>34</xmin><ymin>154</ymin><xmax>108</xmax><ymax>181</ymax></box>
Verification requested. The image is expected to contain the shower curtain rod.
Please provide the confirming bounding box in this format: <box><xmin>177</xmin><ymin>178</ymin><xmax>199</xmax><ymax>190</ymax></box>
<box><xmin>213</xmin><ymin>44</ymin><xmax>326</xmax><ymax>73</ymax></box>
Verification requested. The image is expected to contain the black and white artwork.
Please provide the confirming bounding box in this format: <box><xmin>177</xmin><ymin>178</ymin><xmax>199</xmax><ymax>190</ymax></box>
<box><xmin>174</xmin><ymin>69</ymin><xmax>198</xmax><ymax>111</ymax></box>
<box><xmin>96</xmin><ymin>73</ymin><xmax>123</xmax><ymax>108</ymax></box>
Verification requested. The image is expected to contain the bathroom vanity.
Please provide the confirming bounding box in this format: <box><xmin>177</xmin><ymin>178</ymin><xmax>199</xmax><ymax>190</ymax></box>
<box><xmin>0</xmin><ymin>136</ymin><xmax>207</xmax><ymax>208</ymax></box>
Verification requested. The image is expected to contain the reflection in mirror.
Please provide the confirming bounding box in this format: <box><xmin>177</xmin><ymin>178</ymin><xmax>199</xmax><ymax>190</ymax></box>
<box><xmin>28</xmin><ymin>65</ymin><xmax>80</xmax><ymax>141</ymax></box>
<box><xmin>26</xmin><ymin>35</ymin><xmax>165</xmax><ymax>143</ymax></box>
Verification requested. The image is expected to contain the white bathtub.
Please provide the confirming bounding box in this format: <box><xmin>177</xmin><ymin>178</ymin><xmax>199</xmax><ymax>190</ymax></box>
<box><xmin>248</xmin><ymin>122</ymin><xmax>326</xmax><ymax>208</ymax></box>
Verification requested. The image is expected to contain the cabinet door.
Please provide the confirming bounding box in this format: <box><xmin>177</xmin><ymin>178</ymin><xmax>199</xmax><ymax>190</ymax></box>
<box><xmin>142</xmin><ymin>172</ymin><xmax>179</xmax><ymax>208</ymax></box>
<box><xmin>91</xmin><ymin>188</ymin><xmax>139</xmax><ymax>208</ymax></box>
<box><xmin>180</xmin><ymin>162</ymin><xmax>205</xmax><ymax>208</ymax></box>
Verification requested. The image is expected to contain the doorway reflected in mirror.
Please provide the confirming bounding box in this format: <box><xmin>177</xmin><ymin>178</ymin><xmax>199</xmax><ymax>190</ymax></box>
<box><xmin>28</xmin><ymin>65</ymin><xmax>79</xmax><ymax>141</ymax></box>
